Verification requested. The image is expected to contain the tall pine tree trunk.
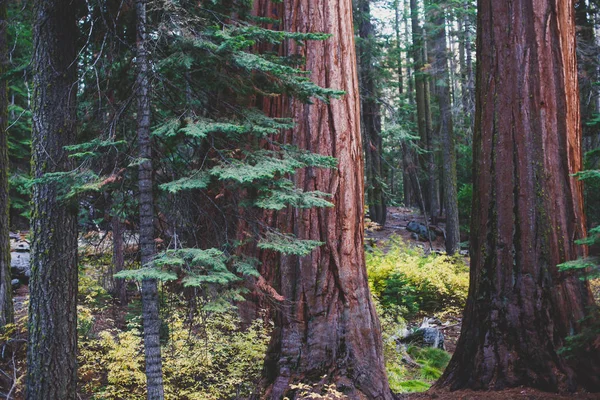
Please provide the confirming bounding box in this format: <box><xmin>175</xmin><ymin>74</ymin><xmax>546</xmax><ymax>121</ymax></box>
<box><xmin>394</xmin><ymin>0</ymin><xmax>416</xmax><ymax>208</ymax></box>
<box><xmin>27</xmin><ymin>0</ymin><xmax>78</xmax><ymax>398</ymax></box>
<box><xmin>358</xmin><ymin>0</ymin><xmax>386</xmax><ymax>226</ymax></box>
<box><xmin>135</xmin><ymin>0</ymin><xmax>165</xmax><ymax>398</ymax></box>
<box><xmin>430</xmin><ymin>3</ymin><xmax>459</xmax><ymax>255</ymax></box>
<box><xmin>0</xmin><ymin>0</ymin><xmax>13</xmax><ymax>329</ymax></box>
<box><xmin>112</xmin><ymin>215</ymin><xmax>127</xmax><ymax>304</ymax></box>
<box><xmin>263</xmin><ymin>0</ymin><xmax>392</xmax><ymax>398</ymax></box>
<box><xmin>463</xmin><ymin>5</ymin><xmax>474</xmax><ymax>125</ymax></box>
<box><xmin>437</xmin><ymin>0</ymin><xmax>600</xmax><ymax>392</ymax></box>
<box><xmin>410</xmin><ymin>0</ymin><xmax>438</xmax><ymax>218</ymax></box>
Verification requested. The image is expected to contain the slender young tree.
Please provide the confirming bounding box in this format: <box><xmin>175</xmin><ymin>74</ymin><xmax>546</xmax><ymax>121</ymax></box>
<box><xmin>358</xmin><ymin>0</ymin><xmax>387</xmax><ymax>226</ymax></box>
<box><xmin>26</xmin><ymin>0</ymin><xmax>79</xmax><ymax>398</ymax></box>
<box><xmin>437</xmin><ymin>0</ymin><xmax>600</xmax><ymax>392</ymax></box>
<box><xmin>410</xmin><ymin>0</ymin><xmax>438</xmax><ymax>218</ymax></box>
<box><xmin>112</xmin><ymin>214</ymin><xmax>127</xmax><ymax>304</ymax></box>
<box><xmin>394</xmin><ymin>0</ymin><xmax>416</xmax><ymax>208</ymax></box>
<box><xmin>462</xmin><ymin>2</ymin><xmax>474</xmax><ymax>125</ymax></box>
<box><xmin>430</xmin><ymin>2</ymin><xmax>460</xmax><ymax>255</ymax></box>
<box><xmin>263</xmin><ymin>0</ymin><xmax>393</xmax><ymax>398</ymax></box>
<box><xmin>0</xmin><ymin>0</ymin><xmax>13</xmax><ymax>329</ymax></box>
<box><xmin>135</xmin><ymin>0</ymin><xmax>165</xmax><ymax>398</ymax></box>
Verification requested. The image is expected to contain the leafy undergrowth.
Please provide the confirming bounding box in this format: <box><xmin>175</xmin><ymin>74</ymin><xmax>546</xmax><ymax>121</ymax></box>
<box><xmin>385</xmin><ymin>343</ymin><xmax>452</xmax><ymax>393</ymax></box>
<box><xmin>368</xmin><ymin>236</ymin><xmax>467</xmax><ymax>393</ymax></box>
<box><xmin>77</xmin><ymin>265</ymin><xmax>271</xmax><ymax>399</ymax></box>
<box><xmin>366</xmin><ymin>236</ymin><xmax>469</xmax><ymax>318</ymax></box>
<box><xmin>1</xmin><ymin>260</ymin><xmax>271</xmax><ymax>400</ymax></box>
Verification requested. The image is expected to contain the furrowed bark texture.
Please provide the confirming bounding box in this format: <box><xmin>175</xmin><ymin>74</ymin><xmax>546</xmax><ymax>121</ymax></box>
<box><xmin>26</xmin><ymin>0</ymin><xmax>78</xmax><ymax>398</ymax></box>
<box><xmin>263</xmin><ymin>0</ymin><xmax>393</xmax><ymax>398</ymax></box>
<box><xmin>0</xmin><ymin>0</ymin><xmax>13</xmax><ymax>328</ymax></box>
<box><xmin>437</xmin><ymin>0</ymin><xmax>600</xmax><ymax>392</ymax></box>
<box><xmin>430</xmin><ymin>4</ymin><xmax>460</xmax><ymax>255</ymax></box>
<box><xmin>136</xmin><ymin>0</ymin><xmax>165</xmax><ymax>398</ymax></box>
<box><xmin>358</xmin><ymin>0</ymin><xmax>386</xmax><ymax>226</ymax></box>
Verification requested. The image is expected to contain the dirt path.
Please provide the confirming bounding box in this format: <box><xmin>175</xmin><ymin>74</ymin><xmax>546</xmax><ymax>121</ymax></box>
<box><xmin>366</xmin><ymin>207</ymin><xmax>449</xmax><ymax>253</ymax></box>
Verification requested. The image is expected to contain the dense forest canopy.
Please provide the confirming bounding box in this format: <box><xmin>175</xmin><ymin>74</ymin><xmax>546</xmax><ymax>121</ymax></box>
<box><xmin>0</xmin><ymin>0</ymin><xmax>599</xmax><ymax>399</ymax></box>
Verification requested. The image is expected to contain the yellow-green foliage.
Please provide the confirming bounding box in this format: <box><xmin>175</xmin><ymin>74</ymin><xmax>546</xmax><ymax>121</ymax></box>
<box><xmin>286</xmin><ymin>382</ymin><xmax>347</xmax><ymax>399</ymax></box>
<box><xmin>366</xmin><ymin>236</ymin><xmax>469</xmax><ymax>316</ymax></box>
<box><xmin>79</xmin><ymin>311</ymin><xmax>270</xmax><ymax>399</ymax></box>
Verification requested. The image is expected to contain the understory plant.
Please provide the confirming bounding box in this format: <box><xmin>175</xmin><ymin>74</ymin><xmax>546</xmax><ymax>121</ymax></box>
<box><xmin>79</xmin><ymin>309</ymin><xmax>270</xmax><ymax>399</ymax></box>
<box><xmin>366</xmin><ymin>236</ymin><xmax>469</xmax><ymax>317</ymax></box>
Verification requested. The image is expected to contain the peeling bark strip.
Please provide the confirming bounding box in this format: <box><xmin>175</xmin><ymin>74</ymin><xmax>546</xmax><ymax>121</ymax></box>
<box><xmin>0</xmin><ymin>0</ymin><xmax>13</xmax><ymax>328</ymax></box>
<box><xmin>263</xmin><ymin>0</ymin><xmax>393</xmax><ymax>398</ymax></box>
<box><xmin>26</xmin><ymin>0</ymin><xmax>79</xmax><ymax>398</ymax></box>
<box><xmin>437</xmin><ymin>0</ymin><xmax>600</xmax><ymax>392</ymax></box>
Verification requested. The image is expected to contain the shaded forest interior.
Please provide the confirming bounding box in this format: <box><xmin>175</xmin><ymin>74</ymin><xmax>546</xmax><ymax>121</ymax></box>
<box><xmin>1</xmin><ymin>0</ymin><xmax>600</xmax><ymax>399</ymax></box>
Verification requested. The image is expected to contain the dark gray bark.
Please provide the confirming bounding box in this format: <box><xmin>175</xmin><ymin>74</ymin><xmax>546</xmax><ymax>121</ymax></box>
<box><xmin>463</xmin><ymin>6</ymin><xmax>474</xmax><ymax>124</ymax></box>
<box><xmin>395</xmin><ymin>0</ymin><xmax>417</xmax><ymax>208</ymax></box>
<box><xmin>0</xmin><ymin>0</ymin><xmax>13</xmax><ymax>328</ymax></box>
<box><xmin>358</xmin><ymin>0</ymin><xmax>386</xmax><ymax>226</ymax></box>
<box><xmin>410</xmin><ymin>0</ymin><xmax>438</xmax><ymax>218</ymax></box>
<box><xmin>135</xmin><ymin>0</ymin><xmax>164</xmax><ymax>398</ymax></box>
<box><xmin>430</xmin><ymin>3</ymin><xmax>460</xmax><ymax>255</ymax></box>
<box><xmin>112</xmin><ymin>216</ymin><xmax>127</xmax><ymax>304</ymax></box>
<box><xmin>26</xmin><ymin>0</ymin><xmax>78</xmax><ymax>398</ymax></box>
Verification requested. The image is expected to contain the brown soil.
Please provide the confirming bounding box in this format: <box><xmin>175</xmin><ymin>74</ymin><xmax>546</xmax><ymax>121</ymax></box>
<box><xmin>398</xmin><ymin>387</ymin><xmax>600</xmax><ymax>399</ymax></box>
<box><xmin>366</xmin><ymin>207</ymin><xmax>448</xmax><ymax>253</ymax></box>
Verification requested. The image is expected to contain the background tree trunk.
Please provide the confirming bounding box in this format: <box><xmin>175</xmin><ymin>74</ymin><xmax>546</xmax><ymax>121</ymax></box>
<box><xmin>430</xmin><ymin>2</ymin><xmax>460</xmax><ymax>255</ymax></box>
<box><xmin>26</xmin><ymin>0</ymin><xmax>78</xmax><ymax>398</ymax></box>
<box><xmin>112</xmin><ymin>215</ymin><xmax>127</xmax><ymax>305</ymax></box>
<box><xmin>263</xmin><ymin>0</ymin><xmax>393</xmax><ymax>398</ymax></box>
<box><xmin>135</xmin><ymin>0</ymin><xmax>165</xmax><ymax>398</ymax></box>
<box><xmin>0</xmin><ymin>0</ymin><xmax>13</xmax><ymax>329</ymax></box>
<box><xmin>436</xmin><ymin>0</ymin><xmax>600</xmax><ymax>392</ymax></box>
<box><xmin>410</xmin><ymin>0</ymin><xmax>438</xmax><ymax>218</ymax></box>
<box><xmin>358</xmin><ymin>0</ymin><xmax>387</xmax><ymax>226</ymax></box>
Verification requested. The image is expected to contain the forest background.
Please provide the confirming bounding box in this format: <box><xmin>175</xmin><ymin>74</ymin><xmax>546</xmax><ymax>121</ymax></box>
<box><xmin>0</xmin><ymin>0</ymin><xmax>599</xmax><ymax>399</ymax></box>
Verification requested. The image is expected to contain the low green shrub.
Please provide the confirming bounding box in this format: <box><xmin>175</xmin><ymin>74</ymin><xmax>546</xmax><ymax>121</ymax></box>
<box><xmin>366</xmin><ymin>236</ymin><xmax>469</xmax><ymax>317</ymax></box>
<box><xmin>394</xmin><ymin>379</ymin><xmax>431</xmax><ymax>393</ymax></box>
<box><xmin>78</xmin><ymin>310</ymin><xmax>270</xmax><ymax>399</ymax></box>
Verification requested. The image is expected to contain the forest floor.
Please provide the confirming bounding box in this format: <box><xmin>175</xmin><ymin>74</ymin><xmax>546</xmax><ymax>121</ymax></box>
<box><xmin>365</xmin><ymin>207</ymin><xmax>449</xmax><ymax>253</ymax></box>
<box><xmin>368</xmin><ymin>208</ymin><xmax>600</xmax><ymax>400</ymax></box>
<box><xmin>398</xmin><ymin>387</ymin><xmax>600</xmax><ymax>399</ymax></box>
<box><xmin>365</xmin><ymin>206</ymin><xmax>463</xmax><ymax>352</ymax></box>
<box><xmin>5</xmin><ymin>209</ymin><xmax>600</xmax><ymax>399</ymax></box>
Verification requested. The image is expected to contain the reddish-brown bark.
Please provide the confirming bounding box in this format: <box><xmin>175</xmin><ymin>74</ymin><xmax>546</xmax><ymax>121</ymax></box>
<box><xmin>243</xmin><ymin>0</ymin><xmax>392</xmax><ymax>398</ymax></box>
<box><xmin>436</xmin><ymin>0</ymin><xmax>600</xmax><ymax>393</ymax></box>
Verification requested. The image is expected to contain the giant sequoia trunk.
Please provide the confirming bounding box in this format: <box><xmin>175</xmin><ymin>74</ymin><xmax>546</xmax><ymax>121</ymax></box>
<box><xmin>26</xmin><ymin>0</ymin><xmax>78</xmax><ymax>398</ymax></box>
<box><xmin>0</xmin><ymin>0</ymin><xmax>13</xmax><ymax>329</ymax></box>
<box><xmin>436</xmin><ymin>0</ymin><xmax>600</xmax><ymax>392</ymax></box>
<box><xmin>262</xmin><ymin>0</ymin><xmax>392</xmax><ymax>398</ymax></box>
<box><xmin>358</xmin><ymin>0</ymin><xmax>386</xmax><ymax>226</ymax></box>
<box><xmin>430</xmin><ymin>3</ymin><xmax>459</xmax><ymax>255</ymax></box>
<box><xmin>135</xmin><ymin>0</ymin><xmax>164</xmax><ymax>398</ymax></box>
